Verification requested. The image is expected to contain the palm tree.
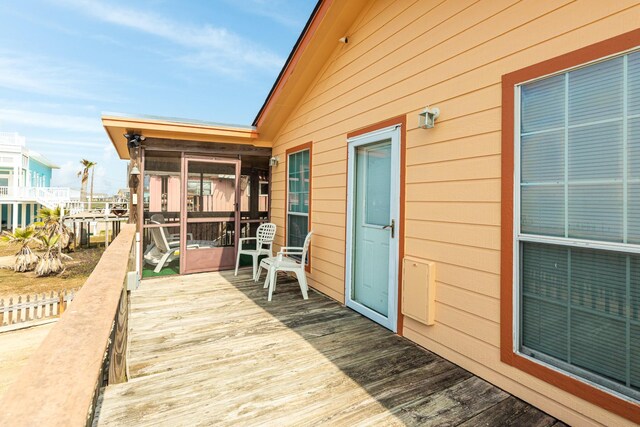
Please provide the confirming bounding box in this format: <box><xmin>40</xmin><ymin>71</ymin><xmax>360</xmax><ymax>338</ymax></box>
<box><xmin>78</xmin><ymin>159</ymin><xmax>97</xmax><ymax>209</ymax></box>
<box><xmin>35</xmin><ymin>232</ymin><xmax>70</xmax><ymax>276</ymax></box>
<box><xmin>0</xmin><ymin>227</ymin><xmax>40</xmax><ymax>272</ymax></box>
<box><xmin>36</xmin><ymin>206</ymin><xmax>74</xmax><ymax>251</ymax></box>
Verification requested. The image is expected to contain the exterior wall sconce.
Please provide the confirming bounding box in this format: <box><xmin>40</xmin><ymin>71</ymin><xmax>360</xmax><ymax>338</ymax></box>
<box><xmin>269</xmin><ymin>156</ymin><xmax>279</xmax><ymax>167</ymax></box>
<box><xmin>418</xmin><ymin>107</ymin><xmax>440</xmax><ymax>129</ymax></box>
<box><xmin>124</xmin><ymin>133</ymin><xmax>146</xmax><ymax>148</ymax></box>
<box><xmin>129</xmin><ymin>164</ymin><xmax>141</xmax><ymax>201</ymax></box>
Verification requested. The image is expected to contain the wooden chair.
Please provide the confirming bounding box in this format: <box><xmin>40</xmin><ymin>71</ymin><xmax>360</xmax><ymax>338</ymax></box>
<box><xmin>257</xmin><ymin>231</ymin><xmax>313</xmax><ymax>301</ymax></box>
<box><xmin>234</xmin><ymin>222</ymin><xmax>276</xmax><ymax>280</ymax></box>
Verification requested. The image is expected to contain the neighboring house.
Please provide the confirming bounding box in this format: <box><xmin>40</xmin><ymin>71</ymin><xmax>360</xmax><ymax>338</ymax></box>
<box><xmin>0</xmin><ymin>132</ymin><xmax>70</xmax><ymax>230</ymax></box>
<box><xmin>103</xmin><ymin>2</ymin><xmax>640</xmax><ymax>425</ymax></box>
<box><xmin>115</xmin><ymin>188</ymin><xmax>130</xmax><ymax>201</ymax></box>
<box><xmin>89</xmin><ymin>192</ymin><xmax>113</xmax><ymax>202</ymax></box>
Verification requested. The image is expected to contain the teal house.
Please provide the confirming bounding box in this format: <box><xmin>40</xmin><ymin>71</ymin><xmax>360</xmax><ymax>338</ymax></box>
<box><xmin>0</xmin><ymin>132</ymin><xmax>69</xmax><ymax>230</ymax></box>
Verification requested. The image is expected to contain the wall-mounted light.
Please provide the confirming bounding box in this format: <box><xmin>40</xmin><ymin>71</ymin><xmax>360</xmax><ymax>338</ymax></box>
<box><xmin>418</xmin><ymin>107</ymin><xmax>440</xmax><ymax>129</ymax></box>
<box><xmin>129</xmin><ymin>163</ymin><xmax>141</xmax><ymax>197</ymax></box>
<box><xmin>339</xmin><ymin>36</ymin><xmax>349</xmax><ymax>44</ymax></box>
<box><xmin>124</xmin><ymin>133</ymin><xmax>146</xmax><ymax>148</ymax></box>
<box><xmin>269</xmin><ymin>156</ymin><xmax>280</xmax><ymax>167</ymax></box>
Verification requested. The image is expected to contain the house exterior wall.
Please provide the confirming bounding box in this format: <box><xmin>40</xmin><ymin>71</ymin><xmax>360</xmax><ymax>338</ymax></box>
<box><xmin>268</xmin><ymin>1</ymin><xmax>640</xmax><ymax>425</ymax></box>
<box><xmin>28</xmin><ymin>158</ymin><xmax>53</xmax><ymax>187</ymax></box>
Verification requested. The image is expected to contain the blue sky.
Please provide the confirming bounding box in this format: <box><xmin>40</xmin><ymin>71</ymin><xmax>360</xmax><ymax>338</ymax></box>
<box><xmin>0</xmin><ymin>0</ymin><xmax>315</xmax><ymax>194</ymax></box>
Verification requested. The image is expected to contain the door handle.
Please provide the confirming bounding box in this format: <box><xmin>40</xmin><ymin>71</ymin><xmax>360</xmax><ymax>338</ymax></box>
<box><xmin>382</xmin><ymin>219</ymin><xmax>395</xmax><ymax>238</ymax></box>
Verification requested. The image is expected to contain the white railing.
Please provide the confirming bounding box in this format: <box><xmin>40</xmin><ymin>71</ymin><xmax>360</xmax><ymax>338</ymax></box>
<box><xmin>0</xmin><ymin>132</ymin><xmax>26</xmax><ymax>146</ymax></box>
<box><xmin>0</xmin><ymin>186</ymin><xmax>71</xmax><ymax>208</ymax></box>
<box><xmin>63</xmin><ymin>201</ymin><xmax>128</xmax><ymax>217</ymax></box>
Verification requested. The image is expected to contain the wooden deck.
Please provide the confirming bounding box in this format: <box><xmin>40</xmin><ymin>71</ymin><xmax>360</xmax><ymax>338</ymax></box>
<box><xmin>95</xmin><ymin>270</ymin><xmax>562</xmax><ymax>426</ymax></box>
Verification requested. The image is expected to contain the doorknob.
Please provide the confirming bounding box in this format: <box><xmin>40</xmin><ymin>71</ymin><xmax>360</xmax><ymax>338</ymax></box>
<box><xmin>382</xmin><ymin>219</ymin><xmax>395</xmax><ymax>238</ymax></box>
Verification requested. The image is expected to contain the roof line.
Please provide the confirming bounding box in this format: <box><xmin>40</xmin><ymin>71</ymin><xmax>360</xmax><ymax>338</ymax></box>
<box><xmin>102</xmin><ymin>112</ymin><xmax>257</xmax><ymax>131</ymax></box>
<box><xmin>252</xmin><ymin>0</ymin><xmax>326</xmax><ymax>127</ymax></box>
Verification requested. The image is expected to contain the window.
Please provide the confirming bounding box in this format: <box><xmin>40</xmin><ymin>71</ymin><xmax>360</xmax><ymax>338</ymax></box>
<box><xmin>286</xmin><ymin>147</ymin><xmax>310</xmax><ymax>256</ymax></box>
<box><xmin>259</xmin><ymin>181</ymin><xmax>269</xmax><ymax>196</ymax></box>
<box><xmin>516</xmin><ymin>50</ymin><xmax>640</xmax><ymax>401</ymax></box>
<box><xmin>187</xmin><ymin>179</ymin><xmax>212</xmax><ymax>196</ymax></box>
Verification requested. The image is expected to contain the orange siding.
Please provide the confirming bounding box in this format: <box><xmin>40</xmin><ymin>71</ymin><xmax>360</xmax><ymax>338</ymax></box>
<box><xmin>268</xmin><ymin>1</ymin><xmax>640</xmax><ymax>425</ymax></box>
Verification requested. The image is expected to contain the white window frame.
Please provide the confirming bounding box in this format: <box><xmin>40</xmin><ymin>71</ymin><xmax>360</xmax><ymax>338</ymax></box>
<box><xmin>513</xmin><ymin>47</ymin><xmax>640</xmax><ymax>402</ymax></box>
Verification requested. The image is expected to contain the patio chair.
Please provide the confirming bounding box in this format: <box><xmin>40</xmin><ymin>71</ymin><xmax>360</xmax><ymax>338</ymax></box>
<box><xmin>144</xmin><ymin>219</ymin><xmax>201</xmax><ymax>273</ymax></box>
<box><xmin>257</xmin><ymin>230</ymin><xmax>313</xmax><ymax>301</ymax></box>
<box><xmin>234</xmin><ymin>222</ymin><xmax>276</xmax><ymax>280</ymax></box>
<box><xmin>149</xmin><ymin>214</ymin><xmax>192</xmax><ymax>242</ymax></box>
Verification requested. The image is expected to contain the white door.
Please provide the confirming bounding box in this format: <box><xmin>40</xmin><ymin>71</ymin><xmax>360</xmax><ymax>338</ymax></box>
<box><xmin>346</xmin><ymin>125</ymin><xmax>400</xmax><ymax>332</ymax></box>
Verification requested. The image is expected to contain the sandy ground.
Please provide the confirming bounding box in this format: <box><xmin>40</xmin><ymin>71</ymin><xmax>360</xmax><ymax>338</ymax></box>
<box><xmin>0</xmin><ymin>256</ymin><xmax>11</xmax><ymax>268</ymax></box>
<box><xmin>0</xmin><ymin>323</ymin><xmax>54</xmax><ymax>398</ymax></box>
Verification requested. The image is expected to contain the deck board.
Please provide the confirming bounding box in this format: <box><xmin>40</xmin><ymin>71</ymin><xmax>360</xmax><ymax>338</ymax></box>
<box><xmin>95</xmin><ymin>270</ymin><xmax>557</xmax><ymax>426</ymax></box>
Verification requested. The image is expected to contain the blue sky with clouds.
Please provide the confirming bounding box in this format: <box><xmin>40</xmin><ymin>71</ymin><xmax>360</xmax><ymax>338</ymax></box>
<box><xmin>0</xmin><ymin>0</ymin><xmax>315</xmax><ymax>194</ymax></box>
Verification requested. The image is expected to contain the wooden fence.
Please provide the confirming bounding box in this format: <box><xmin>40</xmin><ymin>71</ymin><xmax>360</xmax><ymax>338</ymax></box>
<box><xmin>0</xmin><ymin>290</ymin><xmax>76</xmax><ymax>327</ymax></box>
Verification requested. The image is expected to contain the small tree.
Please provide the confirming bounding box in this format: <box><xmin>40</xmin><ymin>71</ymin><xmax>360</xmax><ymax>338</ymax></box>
<box><xmin>36</xmin><ymin>206</ymin><xmax>74</xmax><ymax>251</ymax></box>
<box><xmin>35</xmin><ymin>232</ymin><xmax>70</xmax><ymax>276</ymax></box>
<box><xmin>0</xmin><ymin>227</ymin><xmax>40</xmax><ymax>272</ymax></box>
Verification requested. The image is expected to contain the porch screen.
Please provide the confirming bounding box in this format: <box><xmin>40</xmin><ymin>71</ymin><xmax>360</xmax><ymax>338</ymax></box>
<box><xmin>517</xmin><ymin>50</ymin><xmax>640</xmax><ymax>400</ymax></box>
<box><xmin>287</xmin><ymin>149</ymin><xmax>310</xmax><ymax>253</ymax></box>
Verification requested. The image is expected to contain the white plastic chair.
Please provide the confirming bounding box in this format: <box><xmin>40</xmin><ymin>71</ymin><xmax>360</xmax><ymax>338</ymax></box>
<box><xmin>257</xmin><ymin>231</ymin><xmax>313</xmax><ymax>301</ymax></box>
<box><xmin>234</xmin><ymin>222</ymin><xmax>276</xmax><ymax>280</ymax></box>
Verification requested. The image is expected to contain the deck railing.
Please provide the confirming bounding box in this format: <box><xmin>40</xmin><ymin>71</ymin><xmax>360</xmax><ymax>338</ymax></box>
<box><xmin>0</xmin><ymin>224</ymin><xmax>137</xmax><ymax>427</ymax></box>
<box><xmin>0</xmin><ymin>186</ymin><xmax>71</xmax><ymax>208</ymax></box>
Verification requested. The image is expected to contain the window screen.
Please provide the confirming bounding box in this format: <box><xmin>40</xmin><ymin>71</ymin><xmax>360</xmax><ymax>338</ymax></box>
<box><xmin>287</xmin><ymin>149</ymin><xmax>310</xmax><ymax>255</ymax></box>
<box><xmin>518</xmin><ymin>50</ymin><xmax>640</xmax><ymax>400</ymax></box>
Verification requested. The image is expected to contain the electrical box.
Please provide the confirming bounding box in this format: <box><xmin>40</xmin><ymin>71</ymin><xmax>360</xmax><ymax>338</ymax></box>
<box><xmin>402</xmin><ymin>257</ymin><xmax>436</xmax><ymax>325</ymax></box>
<box><xmin>127</xmin><ymin>271</ymin><xmax>140</xmax><ymax>291</ymax></box>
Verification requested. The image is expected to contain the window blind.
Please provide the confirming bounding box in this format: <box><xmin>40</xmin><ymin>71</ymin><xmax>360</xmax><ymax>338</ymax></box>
<box><xmin>518</xmin><ymin>50</ymin><xmax>640</xmax><ymax>400</ymax></box>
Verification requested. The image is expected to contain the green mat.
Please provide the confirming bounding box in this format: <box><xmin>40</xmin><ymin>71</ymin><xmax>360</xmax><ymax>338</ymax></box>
<box><xmin>141</xmin><ymin>253</ymin><xmax>268</xmax><ymax>278</ymax></box>
<box><xmin>142</xmin><ymin>261</ymin><xmax>180</xmax><ymax>278</ymax></box>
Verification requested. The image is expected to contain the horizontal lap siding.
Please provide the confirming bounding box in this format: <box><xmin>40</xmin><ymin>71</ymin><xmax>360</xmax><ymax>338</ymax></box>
<box><xmin>269</xmin><ymin>1</ymin><xmax>640</xmax><ymax>425</ymax></box>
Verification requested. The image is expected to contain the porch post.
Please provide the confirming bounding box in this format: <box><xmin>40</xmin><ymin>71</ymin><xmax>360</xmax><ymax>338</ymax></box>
<box><xmin>12</xmin><ymin>202</ymin><xmax>18</xmax><ymax>231</ymax></box>
<box><xmin>249</xmin><ymin>171</ymin><xmax>260</xmax><ymax>236</ymax></box>
<box><xmin>22</xmin><ymin>203</ymin><xmax>27</xmax><ymax>227</ymax></box>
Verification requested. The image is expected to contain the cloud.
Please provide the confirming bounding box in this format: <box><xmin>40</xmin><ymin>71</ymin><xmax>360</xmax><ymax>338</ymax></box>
<box><xmin>0</xmin><ymin>108</ymin><xmax>103</xmax><ymax>133</ymax></box>
<box><xmin>28</xmin><ymin>137</ymin><xmax>107</xmax><ymax>149</ymax></box>
<box><xmin>224</xmin><ymin>0</ymin><xmax>306</xmax><ymax>29</ymax></box>
<box><xmin>0</xmin><ymin>51</ymin><xmax>127</xmax><ymax>102</ymax></box>
<box><xmin>0</xmin><ymin>54</ymin><xmax>89</xmax><ymax>99</ymax></box>
<box><xmin>53</xmin><ymin>0</ymin><xmax>285</xmax><ymax>74</ymax></box>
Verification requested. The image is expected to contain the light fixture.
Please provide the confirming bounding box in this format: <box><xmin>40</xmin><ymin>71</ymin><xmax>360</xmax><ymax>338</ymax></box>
<box><xmin>124</xmin><ymin>133</ymin><xmax>146</xmax><ymax>148</ymax></box>
<box><xmin>338</xmin><ymin>36</ymin><xmax>348</xmax><ymax>44</ymax></box>
<box><xmin>269</xmin><ymin>156</ymin><xmax>279</xmax><ymax>167</ymax></box>
<box><xmin>418</xmin><ymin>107</ymin><xmax>440</xmax><ymax>129</ymax></box>
<box><xmin>130</xmin><ymin>165</ymin><xmax>140</xmax><ymax>176</ymax></box>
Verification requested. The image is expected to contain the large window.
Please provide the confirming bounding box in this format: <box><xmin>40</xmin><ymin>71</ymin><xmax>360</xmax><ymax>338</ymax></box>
<box><xmin>287</xmin><ymin>148</ymin><xmax>310</xmax><ymax>252</ymax></box>
<box><xmin>516</xmin><ymin>50</ymin><xmax>640</xmax><ymax>400</ymax></box>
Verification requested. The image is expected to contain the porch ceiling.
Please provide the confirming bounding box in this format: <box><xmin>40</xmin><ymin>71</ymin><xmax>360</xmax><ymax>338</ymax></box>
<box><xmin>95</xmin><ymin>270</ymin><xmax>558</xmax><ymax>426</ymax></box>
<box><xmin>102</xmin><ymin>113</ymin><xmax>269</xmax><ymax>160</ymax></box>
